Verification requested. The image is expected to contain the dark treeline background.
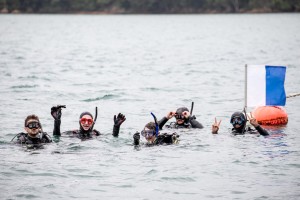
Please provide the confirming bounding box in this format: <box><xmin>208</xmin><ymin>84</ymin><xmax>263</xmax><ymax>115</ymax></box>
<box><xmin>1</xmin><ymin>0</ymin><xmax>300</xmax><ymax>14</ymax></box>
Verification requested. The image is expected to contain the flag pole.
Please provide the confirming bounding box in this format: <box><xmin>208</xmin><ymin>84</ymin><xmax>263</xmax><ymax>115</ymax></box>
<box><xmin>243</xmin><ymin>64</ymin><xmax>248</xmax><ymax>134</ymax></box>
<box><xmin>245</xmin><ymin>64</ymin><xmax>248</xmax><ymax>109</ymax></box>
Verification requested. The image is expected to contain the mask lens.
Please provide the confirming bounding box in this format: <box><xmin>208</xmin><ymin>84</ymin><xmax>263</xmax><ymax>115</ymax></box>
<box><xmin>141</xmin><ymin>130</ymin><xmax>155</xmax><ymax>137</ymax></box>
<box><xmin>231</xmin><ymin>117</ymin><xmax>243</xmax><ymax>125</ymax></box>
<box><xmin>26</xmin><ymin>122</ymin><xmax>40</xmax><ymax>129</ymax></box>
<box><xmin>80</xmin><ymin>118</ymin><xmax>93</xmax><ymax>125</ymax></box>
<box><xmin>175</xmin><ymin>114</ymin><xmax>184</xmax><ymax>120</ymax></box>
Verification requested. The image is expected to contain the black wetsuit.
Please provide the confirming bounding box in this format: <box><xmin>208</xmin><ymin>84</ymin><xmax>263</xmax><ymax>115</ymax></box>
<box><xmin>232</xmin><ymin>125</ymin><xmax>269</xmax><ymax>136</ymax></box>
<box><xmin>53</xmin><ymin>119</ymin><xmax>102</xmax><ymax>140</ymax></box>
<box><xmin>14</xmin><ymin>132</ymin><xmax>52</xmax><ymax>148</ymax></box>
<box><xmin>134</xmin><ymin>132</ymin><xmax>179</xmax><ymax>146</ymax></box>
<box><xmin>158</xmin><ymin>116</ymin><xmax>203</xmax><ymax>129</ymax></box>
<box><xmin>53</xmin><ymin>119</ymin><xmax>120</xmax><ymax>140</ymax></box>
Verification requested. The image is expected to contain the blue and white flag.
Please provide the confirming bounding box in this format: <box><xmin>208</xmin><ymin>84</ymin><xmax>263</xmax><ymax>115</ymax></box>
<box><xmin>246</xmin><ymin>65</ymin><xmax>286</xmax><ymax>107</ymax></box>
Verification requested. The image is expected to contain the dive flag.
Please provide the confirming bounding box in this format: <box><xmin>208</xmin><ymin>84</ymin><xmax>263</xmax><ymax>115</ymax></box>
<box><xmin>246</xmin><ymin>65</ymin><xmax>286</xmax><ymax>107</ymax></box>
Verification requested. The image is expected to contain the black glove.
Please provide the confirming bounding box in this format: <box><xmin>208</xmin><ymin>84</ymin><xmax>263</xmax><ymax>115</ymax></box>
<box><xmin>112</xmin><ymin>113</ymin><xmax>126</xmax><ymax>137</ymax></box>
<box><xmin>133</xmin><ymin>132</ymin><xmax>140</xmax><ymax>145</ymax></box>
<box><xmin>51</xmin><ymin>105</ymin><xmax>66</xmax><ymax>120</ymax></box>
<box><xmin>114</xmin><ymin>113</ymin><xmax>126</xmax><ymax>127</ymax></box>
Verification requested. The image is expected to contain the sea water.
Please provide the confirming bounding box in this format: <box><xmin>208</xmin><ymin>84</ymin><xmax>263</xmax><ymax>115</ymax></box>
<box><xmin>0</xmin><ymin>14</ymin><xmax>300</xmax><ymax>199</ymax></box>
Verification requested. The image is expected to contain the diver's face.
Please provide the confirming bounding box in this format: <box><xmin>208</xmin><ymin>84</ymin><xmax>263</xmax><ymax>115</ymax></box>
<box><xmin>233</xmin><ymin>124</ymin><xmax>241</xmax><ymax>129</ymax></box>
<box><xmin>24</xmin><ymin>119</ymin><xmax>41</xmax><ymax>137</ymax></box>
<box><xmin>143</xmin><ymin>127</ymin><xmax>156</xmax><ymax>143</ymax></box>
<box><xmin>80</xmin><ymin>115</ymin><xmax>94</xmax><ymax>131</ymax></box>
<box><xmin>175</xmin><ymin>113</ymin><xmax>185</xmax><ymax>125</ymax></box>
<box><xmin>231</xmin><ymin>117</ymin><xmax>244</xmax><ymax>129</ymax></box>
<box><xmin>176</xmin><ymin>119</ymin><xmax>184</xmax><ymax>125</ymax></box>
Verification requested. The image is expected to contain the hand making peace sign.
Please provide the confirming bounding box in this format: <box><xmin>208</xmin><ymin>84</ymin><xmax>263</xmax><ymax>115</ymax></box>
<box><xmin>212</xmin><ymin>117</ymin><xmax>222</xmax><ymax>134</ymax></box>
<box><xmin>247</xmin><ymin>112</ymin><xmax>259</xmax><ymax>128</ymax></box>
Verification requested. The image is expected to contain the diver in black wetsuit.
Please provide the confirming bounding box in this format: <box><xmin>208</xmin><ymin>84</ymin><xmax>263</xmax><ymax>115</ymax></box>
<box><xmin>11</xmin><ymin>114</ymin><xmax>52</xmax><ymax>149</ymax></box>
<box><xmin>133</xmin><ymin>122</ymin><xmax>179</xmax><ymax>146</ymax></box>
<box><xmin>133</xmin><ymin>113</ymin><xmax>179</xmax><ymax>146</ymax></box>
<box><xmin>212</xmin><ymin>112</ymin><xmax>269</xmax><ymax>136</ymax></box>
<box><xmin>51</xmin><ymin>105</ymin><xmax>126</xmax><ymax>140</ymax></box>
<box><xmin>158</xmin><ymin>107</ymin><xmax>203</xmax><ymax>129</ymax></box>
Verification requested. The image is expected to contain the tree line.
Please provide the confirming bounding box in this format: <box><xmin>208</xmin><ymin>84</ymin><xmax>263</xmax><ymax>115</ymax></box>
<box><xmin>1</xmin><ymin>0</ymin><xmax>299</xmax><ymax>14</ymax></box>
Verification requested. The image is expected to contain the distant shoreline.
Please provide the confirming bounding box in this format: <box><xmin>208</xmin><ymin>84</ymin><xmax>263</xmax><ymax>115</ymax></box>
<box><xmin>1</xmin><ymin>10</ymin><xmax>299</xmax><ymax>15</ymax></box>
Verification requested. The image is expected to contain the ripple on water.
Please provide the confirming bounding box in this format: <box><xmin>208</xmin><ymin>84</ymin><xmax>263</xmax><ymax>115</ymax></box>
<box><xmin>82</xmin><ymin>94</ymin><xmax>119</xmax><ymax>102</ymax></box>
<box><xmin>161</xmin><ymin>176</ymin><xmax>196</xmax><ymax>182</ymax></box>
<box><xmin>10</xmin><ymin>84</ymin><xmax>38</xmax><ymax>89</ymax></box>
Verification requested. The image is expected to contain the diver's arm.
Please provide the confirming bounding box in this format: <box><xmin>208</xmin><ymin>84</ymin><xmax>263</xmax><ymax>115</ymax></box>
<box><xmin>51</xmin><ymin>106</ymin><xmax>64</xmax><ymax>136</ymax></box>
<box><xmin>133</xmin><ymin>132</ymin><xmax>140</xmax><ymax>145</ymax></box>
<box><xmin>112</xmin><ymin>113</ymin><xmax>126</xmax><ymax>137</ymax></box>
<box><xmin>189</xmin><ymin>116</ymin><xmax>204</xmax><ymax>128</ymax></box>
<box><xmin>248</xmin><ymin>115</ymin><xmax>269</xmax><ymax>136</ymax></box>
<box><xmin>255</xmin><ymin>125</ymin><xmax>269</xmax><ymax>136</ymax></box>
<box><xmin>158</xmin><ymin>117</ymin><xmax>169</xmax><ymax>129</ymax></box>
<box><xmin>42</xmin><ymin>132</ymin><xmax>52</xmax><ymax>143</ymax></box>
<box><xmin>53</xmin><ymin>119</ymin><xmax>61</xmax><ymax>136</ymax></box>
<box><xmin>112</xmin><ymin>125</ymin><xmax>120</xmax><ymax>137</ymax></box>
<box><xmin>13</xmin><ymin>133</ymin><xmax>25</xmax><ymax>144</ymax></box>
<box><xmin>158</xmin><ymin>111</ymin><xmax>175</xmax><ymax>129</ymax></box>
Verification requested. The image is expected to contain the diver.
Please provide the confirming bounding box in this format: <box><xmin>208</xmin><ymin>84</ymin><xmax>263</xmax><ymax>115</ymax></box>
<box><xmin>133</xmin><ymin>113</ymin><xmax>179</xmax><ymax>146</ymax></box>
<box><xmin>158</xmin><ymin>103</ymin><xmax>203</xmax><ymax>129</ymax></box>
<box><xmin>51</xmin><ymin>105</ymin><xmax>126</xmax><ymax>140</ymax></box>
<box><xmin>212</xmin><ymin>111</ymin><xmax>269</xmax><ymax>136</ymax></box>
<box><xmin>11</xmin><ymin>114</ymin><xmax>52</xmax><ymax>149</ymax></box>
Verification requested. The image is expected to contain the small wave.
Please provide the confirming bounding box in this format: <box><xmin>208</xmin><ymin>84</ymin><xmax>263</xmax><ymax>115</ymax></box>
<box><xmin>19</xmin><ymin>75</ymin><xmax>38</xmax><ymax>79</ymax></box>
<box><xmin>16</xmin><ymin>98</ymin><xmax>30</xmax><ymax>101</ymax></box>
<box><xmin>11</xmin><ymin>84</ymin><xmax>38</xmax><ymax>89</ymax></box>
<box><xmin>15</xmin><ymin>56</ymin><xmax>25</xmax><ymax>60</ymax></box>
<box><xmin>145</xmin><ymin>169</ymin><xmax>157</xmax><ymax>175</ymax></box>
<box><xmin>161</xmin><ymin>176</ymin><xmax>196</xmax><ymax>182</ymax></box>
<box><xmin>142</xmin><ymin>87</ymin><xmax>160</xmax><ymax>91</ymax></box>
<box><xmin>82</xmin><ymin>94</ymin><xmax>118</xmax><ymax>102</ymax></box>
<box><xmin>231</xmin><ymin>190</ymin><xmax>246</xmax><ymax>194</ymax></box>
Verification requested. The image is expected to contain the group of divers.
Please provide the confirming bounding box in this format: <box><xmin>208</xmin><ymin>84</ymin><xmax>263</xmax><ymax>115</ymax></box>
<box><xmin>11</xmin><ymin>103</ymin><xmax>270</xmax><ymax>149</ymax></box>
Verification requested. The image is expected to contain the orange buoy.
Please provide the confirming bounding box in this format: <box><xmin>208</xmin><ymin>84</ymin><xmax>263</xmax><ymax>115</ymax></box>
<box><xmin>252</xmin><ymin>106</ymin><xmax>288</xmax><ymax>126</ymax></box>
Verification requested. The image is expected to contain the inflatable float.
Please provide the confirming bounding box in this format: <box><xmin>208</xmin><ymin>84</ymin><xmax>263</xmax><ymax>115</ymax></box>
<box><xmin>252</xmin><ymin>106</ymin><xmax>288</xmax><ymax>125</ymax></box>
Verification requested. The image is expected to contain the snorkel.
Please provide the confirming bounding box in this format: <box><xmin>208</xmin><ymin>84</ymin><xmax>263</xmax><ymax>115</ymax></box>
<box><xmin>190</xmin><ymin>102</ymin><xmax>194</xmax><ymax>116</ymax></box>
<box><xmin>151</xmin><ymin>112</ymin><xmax>159</xmax><ymax>137</ymax></box>
<box><xmin>94</xmin><ymin>107</ymin><xmax>98</xmax><ymax>125</ymax></box>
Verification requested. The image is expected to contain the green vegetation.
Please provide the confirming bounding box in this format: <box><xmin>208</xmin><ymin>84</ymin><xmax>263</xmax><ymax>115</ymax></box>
<box><xmin>0</xmin><ymin>0</ymin><xmax>299</xmax><ymax>13</ymax></box>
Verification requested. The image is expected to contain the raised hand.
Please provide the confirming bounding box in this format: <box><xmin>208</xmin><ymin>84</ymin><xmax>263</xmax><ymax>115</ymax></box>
<box><xmin>133</xmin><ymin>132</ymin><xmax>140</xmax><ymax>140</ymax></box>
<box><xmin>247</xmin><ymin>112</ymin><xmax>259</xmax><ymax>127</ymax></box>
<box><xmin>114</xmin><ymin>113</ymin><xmax>126</xmax><ymax>127</ymax></box>
<box><xmin>212</xmin><ymin>117</ymin><xmax>222</xmax><ymax>134</ymax></box>
<box><xmin>182</xmin><ymin>111</ymin><xmax>191</xmax><ymax>119</ymax></box>
<box><xmin>166</xmin><ymin>111</ymin><xmax>176</xmax><ymax>119</ymax></box>
<box><xmin>133</xmin><ymin>132</ymin><xmax>140</xmax><ymax>145</ymax></box>
<box><xmin>51</xmin><ymin>105</ymin><xmax>66</xmax><ymax>120</ymax></box>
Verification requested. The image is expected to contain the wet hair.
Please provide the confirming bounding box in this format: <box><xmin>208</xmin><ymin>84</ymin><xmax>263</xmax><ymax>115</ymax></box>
<box><xmin>79</xmin><ymin>112</ymin><xmax>93</xmax><ymax>119</ymax></box>
<box><xmin>176</xmin><ymin>107</ymin><xmax>189</xmax><ymax>115</ymax></box>
<box><xmin>144</xmin><ymin>122</ymin><xmax>156</xmax><ymax>130</ymax></box>
<box><xmin>24</xmin><ymin>114</ymin><xmax>40</xmax><ymax>127</ymax></box>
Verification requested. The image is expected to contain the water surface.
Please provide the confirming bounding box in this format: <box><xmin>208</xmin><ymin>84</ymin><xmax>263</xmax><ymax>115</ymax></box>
<box><xmin>0</xmin><ymin>14</ymin><xmax>300</xmax><ymax>200</ymax></box>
